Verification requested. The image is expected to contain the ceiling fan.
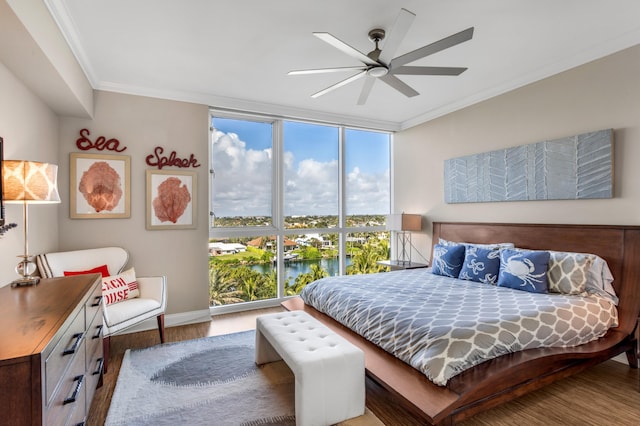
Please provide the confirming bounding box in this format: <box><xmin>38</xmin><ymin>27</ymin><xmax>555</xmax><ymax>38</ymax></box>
<box><xmin>288</xmin><ymin>8</ymin><xmax>474</xmax><ymax>105</ymax></box>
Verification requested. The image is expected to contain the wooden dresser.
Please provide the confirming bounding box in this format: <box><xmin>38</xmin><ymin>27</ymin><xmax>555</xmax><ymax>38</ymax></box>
<box><xmin>0</xmin><ymin>274</ymin><xmax>104</xmax><ymax>426</ymax></box>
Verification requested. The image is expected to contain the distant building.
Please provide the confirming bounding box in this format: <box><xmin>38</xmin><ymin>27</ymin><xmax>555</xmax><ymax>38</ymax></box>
<box><xmin>296</xmin><ymin>233</ymin><xmax>335</xmax><ymax>249</ymax></box>
<box><xmin>209</xmin><ymin>242</ymin><xmax>246</xmax><ymax>256</ymax></box>
<box><xmin>246</xmin><ymin>236</ymin><xmax>297</xmax><ymax>252</ymax></box>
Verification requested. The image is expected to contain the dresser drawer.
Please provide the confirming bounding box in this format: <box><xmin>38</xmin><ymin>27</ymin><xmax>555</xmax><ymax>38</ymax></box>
<box><xmin>85</xmin><ymin>309</ymin><xmax>104</xmax><ymax>406</ymax></box>
<box><xmin>45</xmin><ymin>309</ymin><xmax>85</xmax><ymax>405</ymax></box>
<box><xmin>85</xmin><ymin>279</ymin><xmax>104</xmax><ymax>327</ymax></box>
<box><xmin>86</xmin><ymin>312</ymin><xmax>103</xmax><ymax>362</ymax></box>
<box><xmin>45</xmin><ymin>345</ymin><xmax>86</xmax><ymax>426</ymax></box>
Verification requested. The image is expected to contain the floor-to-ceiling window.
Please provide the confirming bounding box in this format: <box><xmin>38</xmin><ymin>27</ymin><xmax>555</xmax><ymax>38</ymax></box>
<box><xmin>209</xmin><ymin>111</ymin><xmax>391</xmax><ymax>312</ymax></box>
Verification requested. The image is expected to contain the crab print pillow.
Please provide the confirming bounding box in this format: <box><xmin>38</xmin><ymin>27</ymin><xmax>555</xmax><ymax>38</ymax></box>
<box><xmin>497</xmin><ymin>249</ymin><xmax>550</xmax><ymax>293</ymax></box>
<box><xmin>431</xmin><ymin>244</ymin><xmax>465</xmax><ymax>278</ymax></box>
<box><xmin>458</xmin><ymin>246</ymin><xmax>501</xmax><ymax>284</ymax></box>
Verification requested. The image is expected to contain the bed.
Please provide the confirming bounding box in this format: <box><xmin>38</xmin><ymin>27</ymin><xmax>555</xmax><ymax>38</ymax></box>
<box><xmin>282</xmin><ymin>222</ymin><xmax>640</xmax><ymax>425</ymax></box>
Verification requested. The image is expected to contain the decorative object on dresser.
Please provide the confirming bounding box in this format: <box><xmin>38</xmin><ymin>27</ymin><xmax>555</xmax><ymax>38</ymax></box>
<box><xmin>2</xmin><ymin>159</ymin><xmax>60</xmax><ymax>286</ymax></box>
<box><xmin>0</xmin><ymin>274</ymin><xmax>104</xmax><ymax>426</ymax></box>
<box><xmin>36</xmin><ymin>247</ymin><xmax>167</xmax><ymax>373</ymax></box>
<box><xmin>386</xmin><ymin>213</ymin><xmax>422</xmax><ymax>265</ymax></box>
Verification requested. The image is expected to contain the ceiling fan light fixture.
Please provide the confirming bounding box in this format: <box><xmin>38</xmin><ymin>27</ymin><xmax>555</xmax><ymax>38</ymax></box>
<box><xmin>291</xmin><ymin>9</ymin><xmax>472</xmax><ymax>104</ymax></box>
<box><xmin>367</xmin><ymin>66</ymin><xmax>388</xmax><ymax>77</ymax></box>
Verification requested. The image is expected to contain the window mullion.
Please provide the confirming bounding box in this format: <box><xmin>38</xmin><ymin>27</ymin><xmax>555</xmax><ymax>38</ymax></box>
<box><xmin>273</xmin><ymin>119</ymin><xmax>285</xmax><ymax>297</ymax></box>
<box><xmin>338</xmin><ymin>126</ymin><xmax>346</xmax><ymax>275</ymax></box>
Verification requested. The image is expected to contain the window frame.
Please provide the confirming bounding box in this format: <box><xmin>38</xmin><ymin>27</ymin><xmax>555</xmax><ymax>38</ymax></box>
<box><xmin>209</xmin><ymin>109</ymin><xmax>392</xmax><ymax>314</ymax></box>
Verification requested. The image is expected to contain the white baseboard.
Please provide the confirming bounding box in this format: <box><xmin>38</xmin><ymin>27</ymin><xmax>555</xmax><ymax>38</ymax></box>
<box><xmin>115</xmin><ymin>309</ymin><xmax>211</xmax><ymax>336</ymax></box>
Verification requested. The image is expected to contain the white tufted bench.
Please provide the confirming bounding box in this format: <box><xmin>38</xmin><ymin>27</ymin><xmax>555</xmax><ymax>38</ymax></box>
<box><xmin>255</xmin><ymin>311</ymin><xmax>365</xmax><ymax>426</ymax></box>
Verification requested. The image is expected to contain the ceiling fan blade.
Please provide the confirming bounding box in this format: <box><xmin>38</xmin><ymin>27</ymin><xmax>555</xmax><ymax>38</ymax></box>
<box><xmin>313</xmin><ymin>32</ymin><xmax>379</xmax><ymax>66</ymax></box>
<box><xmin>378</xmin><ymin>8</ymin><xmax>416</xmax><ymax>64</ymax></box>
<box><xmin>391</xmin><ymin>66</ymin><xmax>468</xmax><ymax>76</ymax></box>
<box><xmin>357</xmin><ymin>76</ymin><xmax>376</xmax><ymax>105</ymax></box>
<box><xmin>288</xmin><ymin>66</ymin><xmax>366</xmax><ymax>75</ymax></box>
<box><xmin>311</xmin><ymin>71</ymin><xmax>367</xmax><ymax>98</ymax></box>
<box><xmin>379</xmin><ymin>74</ymin><xmax>419</xmax><ymax>97</ymax></box>
<box><xmin>389</xmin><ymin>27</ymin><xmax>474</xmax><ymax>69</ymax></box>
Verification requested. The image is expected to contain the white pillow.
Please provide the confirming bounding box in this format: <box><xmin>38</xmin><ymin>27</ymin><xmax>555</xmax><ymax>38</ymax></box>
<box><xmin>102</xmin><ymin>267</ymin><xmax>140</xmax><ymax>305</ymax></box>
<box><xmin>439</xmin><ymin>238</ymin><xmax>515</xmax><ymax>250</ymax></box>
<box><xmin>585</xmin><ymin>255</ymin><xmax>618</xmax><ymax>305</ymax></box>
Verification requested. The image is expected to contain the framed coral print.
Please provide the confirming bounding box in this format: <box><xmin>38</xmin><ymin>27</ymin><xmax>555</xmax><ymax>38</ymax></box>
<box><xmin>70</xmin><ymin>153</ymin><xmax>131</xmax><ymax>219</ymax></box>
<box><xmin>146</xmin><ymin>169</ymin><xmax>197</xmax><ymax>230</ymax></box>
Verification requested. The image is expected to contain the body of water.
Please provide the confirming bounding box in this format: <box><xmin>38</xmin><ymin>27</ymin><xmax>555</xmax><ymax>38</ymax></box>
<box><xmin>250</xmin><ymin>257</ymin><xmax>351</xmax><ymax>283</ymax></box>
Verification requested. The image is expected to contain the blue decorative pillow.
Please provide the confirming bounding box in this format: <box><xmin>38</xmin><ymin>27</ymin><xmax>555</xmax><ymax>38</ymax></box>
<box><xmin>458</xmin><ymin>246</ymin><xmax>500</xmax><ymax>284</ymax></box>
<box><xmin>431</xmin><ymin>244</ymin><xmax>465</xmax><ymax>278</ymax></box>
<box><xmin>497</xmin><ymin>249</ymin><xmax>550</xmax><ymax>293</ymax></box>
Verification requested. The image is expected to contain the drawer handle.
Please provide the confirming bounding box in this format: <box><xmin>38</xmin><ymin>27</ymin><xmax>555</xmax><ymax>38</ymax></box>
<box><xmin>63</xmin><ymin>332</ymin><xmax>85</xmax><ymax>355</ymax></box>
<box><xmin>91</xmin><ymin>295</ymin><xmax>103</xmax><ymax>307</ymax></box>
<box><xmin>93</xmin><ymin>357</ymin><xmax>104</xmax><ymax>376</ymax></box>
<box><xmin>93</xmin><ymin>324</ymin><xmax>103</xmax><ymax>339</ymax></box>
<box><xmin>63</xmin><ymin>375</ymin><xmax>84</xmax><ymax>405</ymax></box>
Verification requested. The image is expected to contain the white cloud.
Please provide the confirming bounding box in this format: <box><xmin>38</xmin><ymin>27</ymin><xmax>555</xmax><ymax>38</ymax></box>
<box><xmin>284</xmin><ymin>158</ymin><xmax>338</xmax><ymax>215</ymax></box>
<box><xmin>212</xmin><ymin>131</ymin><xmax>389</xmax><ymax>217</ymax></box>
<box><xmin>212</xmin><ymin>131</ymin><xmax>272</xmax><ymax>216</ymax></box>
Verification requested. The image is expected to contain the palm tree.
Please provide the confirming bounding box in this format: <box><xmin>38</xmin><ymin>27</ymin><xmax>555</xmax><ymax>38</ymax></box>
<box><xmin>257</xmin><ymin>269</ymin><xmax>278</xmax><ymax>299</ymax></box>
<box><xmin>287</xmin><ymin>264</ymin><xmax>328</xmax><ymax>295</ymax></box>
<box><xmin>236</xmin><ymin>268</ymin><xmax>262</xmax><ymax>301</ymax></box>
<box><xmin>347</xmin><ymin>241</ymin><xmax>388</xmax><ymax>275</ymax></box>
<box><xmin>209</xmin><ymin>265</ymin><xmax>244</xmax><ymax>306</ymax></box>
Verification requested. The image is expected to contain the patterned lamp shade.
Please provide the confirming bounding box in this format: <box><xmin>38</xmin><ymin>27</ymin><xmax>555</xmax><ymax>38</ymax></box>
<box><xmin>3</xmin><ymin>160</ymin><xmax>60</xmax><ymax>204</ymax></box>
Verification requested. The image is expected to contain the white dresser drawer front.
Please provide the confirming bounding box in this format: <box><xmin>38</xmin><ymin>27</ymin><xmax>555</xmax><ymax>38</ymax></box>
<box><xmin>85</xmin><ymin>282</ymin><xmax>103</xmax><ymax>327</ymax></box>
<box><xmin>86</xmin><ymin>343</ymin><xmax>103</xmax><ymax>412</ymax></box>
<box><xmin>45</xmin><ymin>347</ymin><xmax>86</xmax><ymax>426</ymax></box>
<box><xmin>45</xmin><ymin>309</ymin><xmax>85</xmax><ymax>404</ymax></box>
<box><xmin>85</xmin><ymin>309</ymin><xmax>104</xmax><ymax>406</ymax></box>
<box><xmin>86</xmin><ymin>312</ymin><xmax>103</xmax><ymax>361</ymax></box>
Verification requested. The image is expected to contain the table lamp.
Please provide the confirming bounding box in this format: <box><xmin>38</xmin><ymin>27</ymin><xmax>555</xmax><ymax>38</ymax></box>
<box><xmin>386</xmin><ymin>213</ymin><xmax>422</xmax><ymax>265</ymax></box>
<box><xmin>2</xmin><ymin>160</ymin><xmax>60</xmax><ymax>287</ymax></box>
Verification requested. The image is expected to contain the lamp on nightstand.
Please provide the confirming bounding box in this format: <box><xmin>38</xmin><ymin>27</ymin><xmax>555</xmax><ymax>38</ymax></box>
<box><xmin>386</xmin><ymin>213</ymin><xmax>422</xmax><ymax>265</ymax></box>
<box><xmin>2</xmin><ymin>160</ymin><xmax>60</xmax><ymax>287</ymax></box>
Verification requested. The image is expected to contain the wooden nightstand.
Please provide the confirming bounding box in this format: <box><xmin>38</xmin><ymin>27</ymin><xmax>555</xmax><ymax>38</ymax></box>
<box><xmin>377</xmin><ymin>260</ymin><xmax>429</xmax><ymax>271</ymax></box>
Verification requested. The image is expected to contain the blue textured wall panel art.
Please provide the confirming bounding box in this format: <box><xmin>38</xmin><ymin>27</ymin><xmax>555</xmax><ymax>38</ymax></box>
<box><xmin>444</xmin><ymin>129</ymin><xmax>613</xmax><ymax>203</ymax></box>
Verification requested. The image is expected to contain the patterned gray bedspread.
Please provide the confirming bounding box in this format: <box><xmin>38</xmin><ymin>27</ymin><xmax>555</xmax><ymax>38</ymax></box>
<box><xmin>299</xmin><ymin>269</ymin><xmax>618</xmax><ymax>386</ymax></box>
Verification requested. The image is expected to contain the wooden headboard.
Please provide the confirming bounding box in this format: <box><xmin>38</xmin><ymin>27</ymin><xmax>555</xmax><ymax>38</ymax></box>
<box><xmin>432</xmin><ymin>222</ymin><xmax>640</xmax><ymax>335</ymax></box>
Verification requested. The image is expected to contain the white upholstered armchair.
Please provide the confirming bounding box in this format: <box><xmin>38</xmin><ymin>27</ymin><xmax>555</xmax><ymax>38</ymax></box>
<box><xmin>36</xmin><ymin>247</ymin><xmax>167</xmax><ymax>373</ymax></box>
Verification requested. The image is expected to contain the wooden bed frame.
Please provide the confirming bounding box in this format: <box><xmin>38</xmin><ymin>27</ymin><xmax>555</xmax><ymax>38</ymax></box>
<box><xmin>282</xmin><ymin>222</ymin><xmax>640</xmax><ymax>425</ymax></box>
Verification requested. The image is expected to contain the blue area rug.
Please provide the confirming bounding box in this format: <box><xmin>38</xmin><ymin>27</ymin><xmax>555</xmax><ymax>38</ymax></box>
<box><xmin>106</xmin><ymin>330</ymin><xmax>381</xmax><ymax>426</ymax></box>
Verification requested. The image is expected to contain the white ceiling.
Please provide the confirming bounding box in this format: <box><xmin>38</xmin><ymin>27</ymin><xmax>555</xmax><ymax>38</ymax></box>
<box><xmin>46</xmin><ymin>0</ymin><xmax>640</xmax><ymax>131</ymax></box>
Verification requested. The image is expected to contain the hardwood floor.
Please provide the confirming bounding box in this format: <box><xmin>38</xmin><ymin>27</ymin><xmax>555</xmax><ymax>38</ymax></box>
<box><xmin>88</xmin><ymin>308</ymin><xmax>639</xmax><ymax>425</ymax></box>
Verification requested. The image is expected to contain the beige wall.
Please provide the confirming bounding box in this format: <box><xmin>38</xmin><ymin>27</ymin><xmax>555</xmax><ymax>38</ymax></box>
<box><xmin>0</xmin><ymin>62</ymin><xmax>60</xmax><ymax>286</ymax></box>
<box><xmin>394</xmin><ymin>44</ymin><xmax>640</xmax><ymax>261</ymax></box>
<box><xmin>58</xmin><ymin>91</ymin><xmax>211</xmax><ymax>317</ymax></box>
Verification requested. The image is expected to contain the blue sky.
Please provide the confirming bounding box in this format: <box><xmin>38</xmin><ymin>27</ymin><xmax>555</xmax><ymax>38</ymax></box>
<box><xmin>212</xmin><ymin>117</ymin><xmax>390</xmax><ymax>217</ymax></box>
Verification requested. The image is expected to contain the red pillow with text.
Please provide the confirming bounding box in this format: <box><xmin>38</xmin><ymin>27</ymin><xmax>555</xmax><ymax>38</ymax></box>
<box><xmin>102</xmin><ymin>267</ymin><xmax>140</xmax><ymax>305</ymax></box>
<box><xmin>64</xmin><ymin>264</ymin><xmax>110</xmax><ymax>277</ymax></box>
